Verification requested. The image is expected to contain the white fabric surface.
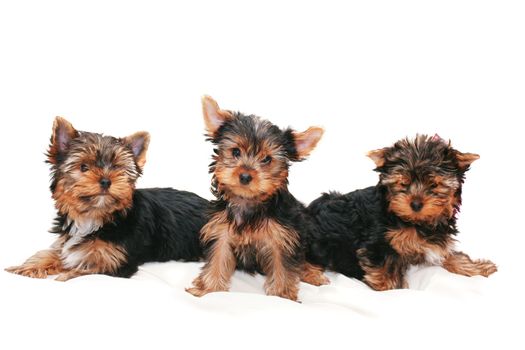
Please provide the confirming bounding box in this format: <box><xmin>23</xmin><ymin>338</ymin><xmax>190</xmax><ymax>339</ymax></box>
<box><xmin>1</xmin><ymin>260</ymin><xmax>517</xmax><ymax>349</ymax></box>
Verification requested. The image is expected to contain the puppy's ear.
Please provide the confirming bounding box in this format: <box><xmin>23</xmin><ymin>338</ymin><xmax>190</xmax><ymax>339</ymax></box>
<box><xmin>367</xmin><ymin>148</ymin><xmax>387</xmax><ymax>168</ymax></box>
<box><xmin>121</xmin><ymin>132</ymin><xmax>150</xmax><ymax>170</ymax></box>
<box><xmin>430</xmin><ymin>133</ymin><xmax>444</xmax><ymax>142</ymax></box>
<box><xmin>292</xmin><ymin>126</ymin><xmax>324</xmax><ymax>160</ymax></box>
<box><xmin>455</xmin><ymin>151</ymin><xmax>479</xmax><ymax>171</ymax></box>
<box><xmin>202</xmin><ymin>95</ymin><xmax>233</xmax><ymax>136</ymax></box>
<box><xmin>48</xmin><ymin>116</ymin><xmax>79</xmax><ymax>164</ymax></box>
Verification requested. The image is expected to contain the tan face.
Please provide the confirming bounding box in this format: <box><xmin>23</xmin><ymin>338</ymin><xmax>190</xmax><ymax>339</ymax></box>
<box><xmin>367</xmin><ymin>134</ymin><xmax>480</xmax><ymax>224</ymax></box>
<box><xmin>201</xmin><ymin>95</ymin><xmax>324</xmax><ymax>202</ymax></box>
<box><xmin>384</xmin><ymin>172</ymin><xmax>459</xmax><ymax>224</ymax></box>
<box><xmin>48</xmin><ymin>117</ymin><xmax>149</xmax><ymax>221</ymax></box>
<box><xmin>214</xmin><ymin>133</ymin><xmax>290</xmax><ymax>201</ymax></box>
<box><xmin>53</xmin><ymin>139</ymin><xmax>137</xmax><ymax>218</ymax></box>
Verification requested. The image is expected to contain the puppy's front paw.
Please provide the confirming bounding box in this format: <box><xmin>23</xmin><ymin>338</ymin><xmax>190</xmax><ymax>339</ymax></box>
<box><xmin>55</xmin><ymin>270</ymin><xmax>84</xmax><ymax>282</ymax></box>
<box><xmin>302</xmin><ymin>272</ymin><xmax>330</xmax><ymax>286</ymax></box>
<box><xmin>266</xmin><ymin>288</ymin><xmax>299</xmax><ymax>302</ymax></box>
<box><xmin>475</xmin><ymin>259</ymin><xmax>498</xmax><ymax>277</ymax></box>
<box><xmin>185</xmin><ymin>287</ymin><xmax>210</xmax><ymax>297</ymax></box>
<box><xmin>301</xmin><ymin>263</ymin><xmax>330</xmax><ymax>286</ymax></box>
<box><xmin>5</xmin><ymin>265</ymin><xmax>49</xmax><ymax>279</ymax></box>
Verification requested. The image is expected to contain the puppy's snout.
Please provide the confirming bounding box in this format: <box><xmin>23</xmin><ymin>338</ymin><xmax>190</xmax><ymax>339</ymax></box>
<box><xmin>239</xmin><ymin>173</ymin><xmax>253</xmax><ymax>185</ymax></box>
<box><xmin>410</xmin><ymin>199</ymin><xmax>423</xmax><ymax>212</ymax></box>
<box><xmin>100</xmin><ymin>178</ymin><xmax>112</xmax><ymax>190</ymax></box>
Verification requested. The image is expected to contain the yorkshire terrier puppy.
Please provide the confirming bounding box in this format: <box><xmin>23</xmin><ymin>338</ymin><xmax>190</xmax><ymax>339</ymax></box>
<box><xmin>186</xmin><ymin>96</ymin><xmax>327</xmax><ymax>301</ymax></box>
<box><xmin>6</xmin><ymin>117</ymin><xmax>208</xmax><ymax>281</ymax></box>
<box><xmin>306</xmin><ymin>134</ymin><xmax>497</xmax><ymax>291</ymax></box>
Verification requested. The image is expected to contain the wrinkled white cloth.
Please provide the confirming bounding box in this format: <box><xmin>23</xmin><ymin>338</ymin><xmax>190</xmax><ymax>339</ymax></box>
<box><xmin>1</xmin><ymin>261</ymin><xmax>517</xmax><ymax>350</ymax></box>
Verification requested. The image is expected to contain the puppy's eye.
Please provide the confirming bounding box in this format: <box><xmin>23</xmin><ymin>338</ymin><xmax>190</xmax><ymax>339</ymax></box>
<box><xmin>429</xmin><ymin>183</ymin><xmax>438</xmax><ymax>190</ymax></box>
<box><xmin>80</xmin><ymin>164</ymin><xmax>89</xmax><ymax>172</ymax></box>
<box><xmin>232</xmin><ymin>148</ymin><xmax>241</xmax><ymax>158</ymax></box>
<box><xmin>261</xmin><ymin>155</ymin><xmax>272</xmax><ymax>164</ymax></box>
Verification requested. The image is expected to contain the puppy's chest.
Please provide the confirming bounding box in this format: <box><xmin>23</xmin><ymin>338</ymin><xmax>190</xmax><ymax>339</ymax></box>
<box><xmin>229</xmin><ymin>222</ymin><xmax>274</xmax><ymax>249</ymax></box>
<box><xmin>226</xmin><ymin>202</ymin><xmax>280</xmax><ymax>245</ymax></box>
<box><xmin>386</xmin><ymin>227</ymin><xmax>451</xmax><ymax>265</ymax></box>
<box><xmin>229</xmin><ymin>224</ymin><xmax>272</xmax><ymax>269</ymax></box>
<box><xmin>228</xmin><ymin>218</ymin><xmax>299</xmax><ymax>263</ymax></box>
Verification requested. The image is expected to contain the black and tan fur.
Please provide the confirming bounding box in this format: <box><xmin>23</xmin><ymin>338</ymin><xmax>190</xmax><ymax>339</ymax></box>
<box><xmin>306</xmin><ymin>134</ymin><xmax>497</xmax><ymax>290</ymax></box>
<box><xmin>186</xmin><ymin>96</ymin><xmax>327</xmax><ymax>301</ymax></box>
<box><xmin>6</xmin><ymin>117</ymin><xmax>208</xmax><ymax>280</ymax></box>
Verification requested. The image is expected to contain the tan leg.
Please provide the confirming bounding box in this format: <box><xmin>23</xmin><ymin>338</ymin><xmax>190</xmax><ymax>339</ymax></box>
<box><xmin>359</xmin><ymin>251</ymin><xmax>407</xmax><ymax>291</ymax></box>
<box><xmin>186</xmin><ymin>235</ymin><xmax>236</xmax><ymax>297</ymax></box>
<box><xmin>443</xmin><ymin>251</ymin><xmax>497</xmax><ymax>277</ymax></box>
<box><xmin>264</xmin><ymin>267</ymin><xmax>300</xmax><ymax>301</ymax></box>
<box><xmin>362</xmin><ymin>267</ymin><xmax>407</xmax><ymax>291</ymax></box>
<box><xmin>259</xmin><ymin>245</ymin><xmax>300</xmax><ymax>301</ymax></box>
<box><xmin>57</xmin><ymin>238</ymin><xmax>127</xmax><ymax>280</ymax></box>
<box><xmin>5</xmin><ymin>236</ymin><xmax>67</xmax><ymax>278</ymax></box>
<box><xmin>55</xmin><ymin>239</ymin><xmax>128</xmax><ymax>281</ymax></box>
<box><xmin>5</xmin><ymin>249</ymin><xmax>64</xmax><ymax>278</ymax></box>
<box><xmin>301</xmin><ymin>262</ymin><xmax>330</xmax><ymax>286</ymax></box>
<box><xmin>55</xmin><ymin>269</ymin><xmax>90</xmax><ymax>281</ymax></box>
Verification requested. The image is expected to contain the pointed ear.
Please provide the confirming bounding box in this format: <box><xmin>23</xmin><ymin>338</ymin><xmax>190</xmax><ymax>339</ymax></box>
<box><xmin>431</xmin><ymin>133</ymin><xmax>444</xmax><ymax>142</ymax></box>
<box><xmin>456</xmin><ymin>151</ymin><xmax>479</xmax><ymax>171</ymax></box>
<box><xmin>122</xmin><ymin>132</ymin><xmax>150</xmax><ymax>169</ymax></box>
<box><xmin>202</xmin><ymin>95</ymin><xmax>232</xmax><ymax>135</ymax></box>
<box><xmin>367</xmin><ymin>148</ymin><xmax>387</xmax><ymax>168</ymax></box>
<box><xmin>292</xmin><ymin>126</ymin><xmax>324</xmax><ymax>159</ymax></box>
<box><xmin>48</xmin><ymin>116</ymin><xmax>79</xmax><ymax>163</ymax></box>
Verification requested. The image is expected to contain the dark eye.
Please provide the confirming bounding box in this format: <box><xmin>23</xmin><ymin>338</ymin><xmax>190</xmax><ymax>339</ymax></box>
<box><xmin>232</xmin><ymin>148</ymin><xmax>241</xmax><ymax>158</ymax></box>
<box><xmin>80</xmin><ymin>164</ymin><xmax>89</xmax><ymax>172</ymax></box>
<box><xmin>261</xmin><ymin>155</ymin><xmax>272</xmax><ymax>164</ymax></box>
<box><xmin>430</xmin><ymin>183</ymin><xmax>438</xmax><ymax>189</ymax></box>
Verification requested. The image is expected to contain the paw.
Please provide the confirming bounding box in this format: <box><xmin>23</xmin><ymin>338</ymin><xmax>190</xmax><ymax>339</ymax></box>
<box><xmin>364</xmin><ymin>274</ymin><xmax>401</xmax><ymax>291</ymax></box>
<box><xmin>54</xmin><ymin>270</ymin><xmax>83</xmax><ymax>282</ymax></box>
<box><xmin>266</xmin><ymin>289</ymin><xmax>299</xmax><ymax>301</ymax></box>
<box><xmin>475</xmin><ymin>259</ymin><xmax>498</xmax><ymax>277</ymax></box>
<box><xmin>367</xmin><ymin>283</ymin><xmax>394</xmax><ymax>291</ymax></box>
<box><xmin>265</xmin><ymin>284</ymin><xmax>299</xmax><ymax>301</ymax></box>
<box><xmin>301</xmin><ymin>263</ymin><xmax>331</xmax><ymax>286</ymax></box>
<box><xmin>310</xmin><ymin>274</ymin><xmax>330</xmax><ymax>286</ymax></box>
<box><xmin>303</xmin><ymin>273</ymin><xmax>330</xmax><ymax>286</ymax></box>
<box><xmin>55</xmin><ymin>273</ymin><xmax>71</xmax><ymax>282</ymax></box>
<box><xmin>5</xmin><ymin>265</ymin><xmax>48</xmax><ymax>279</ymax></box>
<box><xmin>185</xmin><ymin>287</ymin><xmax>211</xmax><ymax>297</ymax></box>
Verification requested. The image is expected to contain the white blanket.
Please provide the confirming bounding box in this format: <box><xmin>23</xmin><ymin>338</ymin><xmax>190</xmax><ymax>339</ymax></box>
<box><xmin>1</xmin><ymin>259</ymin><xmax>517</xmax><ymax>350</ymax></box>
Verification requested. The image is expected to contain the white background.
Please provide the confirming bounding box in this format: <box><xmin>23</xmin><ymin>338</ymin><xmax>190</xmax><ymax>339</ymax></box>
<box><xmin>0</xmin><ymin>1</ymin><xmax>523</xmax><ymax>349</ymax></box>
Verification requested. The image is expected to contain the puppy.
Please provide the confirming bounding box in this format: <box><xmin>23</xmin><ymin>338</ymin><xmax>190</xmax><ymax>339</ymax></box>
<box><xmin>306</xmin><ymin>134</ymin><xmax>497</xmax><ymax>290</ymax></box>
<box><xmin>6</xmin><ymin>117</ymin><xmax>208</xmax><ymax>280</ymax></box>
<box><xmin>186</xmin><ymin>96</ymin><xmax>327</xmax><ymax>301</ymax></box>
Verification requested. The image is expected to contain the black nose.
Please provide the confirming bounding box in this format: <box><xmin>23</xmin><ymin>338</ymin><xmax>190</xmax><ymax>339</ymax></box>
<box><xmin>239</xmin><ymin>173</ymin><xmax>252</xmax><ymax>185</ymax></box>
<box><xmin>100</xmin><ymin>178</ymin><xmax>112</xmax><ymax>189</ymax></box>
<box><xmin>410</xmin><ymin>200</ymin><xmax>423</xmax><ymax>212</ymax></box>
